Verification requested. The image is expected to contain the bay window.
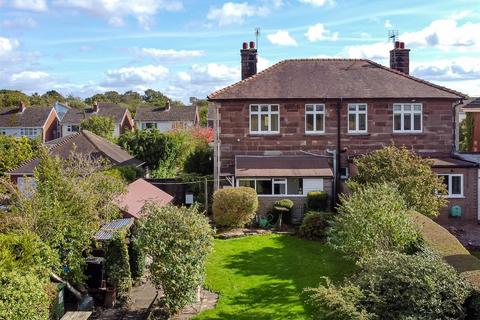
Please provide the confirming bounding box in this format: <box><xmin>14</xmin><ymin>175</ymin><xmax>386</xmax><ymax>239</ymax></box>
<box><xmin>393</xmin><ymin>103</ymin><xmax>422</xmax><ymax>133</ymax></box>
<box><xmin>348</xmin><ymin>104</ymin><xmax>367</xmax><ymax>133</ymax></box>
<box><xmin>250</xmin><ymin>104</ymin><xmax>279</xmax><ymax>134</ymax></box>
<box><xmin>305</xmin><ymin>104</ymin><xmax>325</xmax><ymax>133</ymax></box>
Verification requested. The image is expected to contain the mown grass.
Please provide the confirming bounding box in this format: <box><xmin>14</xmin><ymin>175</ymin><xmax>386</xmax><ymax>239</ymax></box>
<box><xmin>195</xmin><ymin>234</ymin><xmax>354</xmax><ymax>320</ymax></box>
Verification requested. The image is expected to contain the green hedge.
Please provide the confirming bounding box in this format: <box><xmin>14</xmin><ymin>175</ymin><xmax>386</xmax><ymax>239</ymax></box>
<box><xmin>307</xmin><ymin>191</ymin><xmax>329</xmax><ymax>211</ymax></box>
<box><xmin>298</xmin><ymin>211</ymin><xmax>332</xmax><ymax>241</ymax></box>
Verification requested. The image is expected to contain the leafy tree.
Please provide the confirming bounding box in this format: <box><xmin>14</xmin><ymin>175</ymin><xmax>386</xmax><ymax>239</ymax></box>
<box><xmin>138</xmin><ymin>204</ymin><xmax>213</xmax><ymax>315</ymax></box>
<box><xmin>65</xmin><ymin>95</ymin><xmax>88</xmax><ymax>109</ymax></box>
<box><xmin>196</xmin><ymin>99</ymin><xmax>209</xmax><ymax>127</ymax></box>
<box><xmin>328</xmin><ymin>183</ymin><xmax>419</xmax><ymax>259</ymax></box>
<box><xmin>184</xmin><ymin>144</ymin><xmax>213</xmax><ymax>175</ymax></box>
<box><xmin>0</xmin><ymin>89</ymin><xmax>29</xmax><ymax>108</ymax></box>
<box><xmin>460</xmin><ymin>113</ymin><xmax>474</xmax><ymax>152</ymax></box>
<box><xmin>349</xmin><ymin>145</ymin><xmax>448</xmax><ymax>218</ymax></box>
<box><xmin>80</xmin><ymin>115</ymin><xmax>115</xmax><ymax>140</ymax></box>
<box><xmin>143</xmin><ymin>89</ymin><xmax>169</xmax><ymax>107</ymax></box>
<box><xmin>2</xmin><ymin>150</ymin><xmax>125</xmax><ymax>283</ymax></box>
<box><xmin>105</xmin><ymin>231</ymin><xmax>132</xmax><ymax>294</ymax></box>
<box><xmin>0</xmin><ymin>135</ymin><xmax>40</xmax><ymax>175</ymax></box>
<box><xmin>41</xmin><ymin>90</ymin><xmax>65</xmax><ymax>105</ymax></box>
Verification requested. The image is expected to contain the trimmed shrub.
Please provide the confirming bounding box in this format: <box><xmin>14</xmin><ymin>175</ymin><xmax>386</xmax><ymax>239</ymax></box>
<box><xmin>305</xmin><ymin>251</ymin><xmax>471</xmax><ymax>320</ymax></box>
<box><xmin>328</xmin><ymin>183</ymin><xmax>419</xmax><ymax>259</ymax></box>
<box><xmin>274</xmin><ymin>199</ymin><xmax>294</xmax><ymax>210</ymax></box>
<box><xmin>273</xmin><ymin>199</ymin><xmax>295</xmax><ymax>224</ymax></box>
<box><xmin>304</xmin><ymin>278</ymin><xmax>373</xmax><ymax>320</ymax></box>
<box><xmin>213</xmin><ymin>187</ymin><xmax>258</xmax><ymax>228</ymax></box>
<box><xmin>307</xmin><ymin>191</ymin><xmax>328</xmax><ymax>211</ymax></box>
<box><xmin>0</xmin><ymin>271</ymin><xmax>50</xmax><ymax>320</ymax></box>
<box><xmin>105</xmin><ymin>231</ymin><xmax>132</xmax><ymax>294</ymax></box>
<box><xmin>138</xmin><ymin>204</ymin><xmax>213</xmax><ymax>315</ymax></box>
<box><xmin>298</xmin><ymin>211</ymin><xmax>332</xmax><ymax>241</ymax></box>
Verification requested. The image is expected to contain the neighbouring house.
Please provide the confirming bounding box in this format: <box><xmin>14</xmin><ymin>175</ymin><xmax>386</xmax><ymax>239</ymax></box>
<box><xmin>0</xmin><ymin>103</ymin><xmax>59</xmax><ymax>142</ymax></box>
<box><xmin>134</xmin><ymin>102</ymin><xmax>199</xmax><ymax>132</ymax></box>
<box><xmin>115</xmin><ymin>178</ymin><xmax>173</xmax><ymax>219</ymax></box>
<box><xmin>60</xmin><ymin>102</ymin><xmax>134</xmax><ymax>137</ymax></box>
<box><xmin>209</xmin><ymin>40</ymin><xmax>477</xmax><ymax>225</ymax></box>
<box><xmin>7</xmin><ymin>130</ymin><xmax>144</xmax><ymax>188</ymax></box>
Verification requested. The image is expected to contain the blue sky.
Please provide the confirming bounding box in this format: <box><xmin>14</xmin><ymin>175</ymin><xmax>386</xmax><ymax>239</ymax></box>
<box><xmin>0</xmin><ymin>0</ymin><xmax>479</xmax><ymax>102</ymax></box>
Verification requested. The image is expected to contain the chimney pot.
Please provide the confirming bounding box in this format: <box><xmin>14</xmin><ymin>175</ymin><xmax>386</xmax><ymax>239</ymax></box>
<box><xmin>249</xmin><ymin>41</ymin><xmax>255</xmax><ymax>49</ymax></box>
<box><xmin>242</xmin><ymin>42</ymin><xmax>248</xmax><ymax>49</ymax></box>
<box><xmin>394</xmin><ymin>41</ymin><xmax>400</xmax><ymax>49</ymax></box>
<box><xmin>400</xmin><ymin>42</ymin><xmax>405</xmax><ymax>49</ymax></box>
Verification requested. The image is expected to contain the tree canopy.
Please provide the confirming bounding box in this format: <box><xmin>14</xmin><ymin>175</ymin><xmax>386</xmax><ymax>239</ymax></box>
<box><xmin>81</xmin><ymin>115</ymin><xmax>115</xmax><ymax>140</ymax></box>
<box><xmin>0</xmin><ymin>135</ymin><xmax>41</xmax><ymax>175</ymax></box>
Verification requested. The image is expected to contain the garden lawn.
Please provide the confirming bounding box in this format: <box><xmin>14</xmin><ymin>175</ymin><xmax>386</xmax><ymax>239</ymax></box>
<box><xmin>195</xmin><ymin>234</ymin><xmax>354</xmax><ymax>320</ymax></box>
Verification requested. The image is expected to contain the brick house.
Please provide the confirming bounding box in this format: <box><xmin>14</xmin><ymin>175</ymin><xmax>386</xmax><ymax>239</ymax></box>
<box><xmin>134</xmin><ymin>102</ymin><xmax>199</xmax><ymax>132</ymax></box>
<box><xmin>60</xmin><ymin>102</ymin><xmax>134</xmax><ymax>137</ymax></box>
<box><xmin>209</xmin><ymin>41</ymin><xmax>478</xmax><ymax>225</ymax></box>
<box><xmin>0</xmin><ymin>103</ymin><xmax>59</xmax><ymax>142</ymax></box>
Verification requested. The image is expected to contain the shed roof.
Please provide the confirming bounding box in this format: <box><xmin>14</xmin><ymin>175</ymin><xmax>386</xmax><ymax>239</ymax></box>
<box><xmin>209</xmin><ymin>59</ymin><xmax>465</xmax><ymax>100</ymax></box>
<box><xmin>94</xmin><ymin>218</ymin><xmax>134</xmax><ymax>241</ymax></box>
<box><xmin>115</xmin><ymin>178</ymin><xmax>173</xmax><ymax>219</ymax></box>
<box><xmin>235</xmin><ymin>155</ymin><xmax>333</xmax><ymax>177</ymax></box>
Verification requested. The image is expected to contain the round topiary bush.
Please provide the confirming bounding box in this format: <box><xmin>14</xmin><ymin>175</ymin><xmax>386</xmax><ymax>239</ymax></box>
<box><xmin>298</xmin><ymin>211</ymin><xmax>332</xmax><ymax>240</ymax></box>
<box><xmin>273</xmin><ymin>199</ymin><xmax>295</xmax><ymax>224</ymax></box>
<box><xmin>274</xmin><ymin>199</ymin><xmax>294</xmax><ymax>210</ymax></box>
<box><xmin>213</xmin><ymin>187</ymin><xmax>258</xmax><ymax>228</ymax></box>
<box><xmin>307</xmin><ymin>191</ymin><xmax>329</xmax><ymax>211</ymax></box>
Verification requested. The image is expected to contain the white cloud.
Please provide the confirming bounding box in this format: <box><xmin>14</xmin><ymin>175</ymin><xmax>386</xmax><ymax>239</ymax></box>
<box><xmin>298</xmin><ymin>0</ymin><xmax>331</xmax><ymax>6</ymax></box>
<box><xmin>257</xmin><ymin>56</ymin><xmax>272</xmax><ymax>72</ymax></box>
<box><xmin>53</xmin><ymin>0</ymin><xmax>182</xmax><ymax>29</ymax></box>
<box><xmin>411</xmin><ymin>57</ymin><xmax>480</xmax><ymax>82</ymax></box>
<box><xmin>384</xmin><ymin>19</ymin><xmax>392</xmax><ymax>28</ymax></box>
<box><xmin>305</xmin><ymin>23</ymin><xmax>338</xmax><ymax>42</ymax></box>
<box><xmin>132</xmin><ymin>48</ymin><xmax>204</xmax><ymax>61</ymax></box>
<box><xmin>101</xmin><ymin>64</ymin><xmax>169</xmax><ymax>87</ymax></box>
<box><xmin>267</xmin><ymin>30</ymin><xmax>298</xmax><ymax>46</ymax></box>
<box><xmin>1</xmin><ymin>16</ymin><xmax>37</xmax><ymax>28</ymax></box>
<box><xmin>0</xmin><ymin>37</ymin><xmax>19</xmax><ymax>56</ymax></box>
<box><xmin>9</xmin><ymin>0</ymin><xmax>47</xmax><ymax>11</ymax></box>
<box><xmin>207</xmin><ymin>2</ymin><xmax>269</xmax><ymax>26</ymax></box>
<box><xmin>402</xmin><ymin>19</ymin><xmax>480</xmax><ymax>50</ymax></box>
<box><xmin>345</xmin><ymin>41</ymin><xmax>392</xmax><ymax>60</ymax></box>
<box><xmin>10</xmin><ymin>70</ymin><xmax>50</xmax><ymax>82</ymax></box>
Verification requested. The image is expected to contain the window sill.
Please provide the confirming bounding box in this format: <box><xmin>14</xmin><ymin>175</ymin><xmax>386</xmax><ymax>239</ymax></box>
<box><xmin>248</xmin><ymin>133</ymin><xmax>281</xmax><ymax>137</ymax></box>
<box><xmin>445</xmin><ymin>196</ymin><xmax>465</xmax><ymax>199</ymax></box>
<box><xmin>346</xmin><ymin>132</ymin><xmax>369</xmax><ymax>136</ymax></box>
<box><xmin>392</xmin><ymin>132</ymin><xmax>424</xmax><ymax>135</ymax></box>
<box><xmin>305</xmin><ymin>132</ymin><xmax>326</xmax><ymax>136</ymax></box>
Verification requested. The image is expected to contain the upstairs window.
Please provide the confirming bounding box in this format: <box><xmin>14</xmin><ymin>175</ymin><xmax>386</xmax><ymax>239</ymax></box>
<box><xmin>305</xmin><ymin>104</ymin><xmax>325</xmax><ymax>133</ymax></box>
<box><xmin>438</xmin><ymin>174</ymin><xmax>464</xmax><ymax>198</ymax></box>
<box><xmin>348</xmin><ymin>104</ymin><xmax>367</xmax><ymax>133</ymax></box>
<box><xmin>142</xmin><ymin>122</ymin><xmax>158</xmax><ymax>130</ymax></box>
<box><xmin>250</xmin><ymin>104</ymin><xmax>279</xmax><ymax>134</ymax></box>
<box><xmin>20</xmin><ymin>128</ymin><xmax>39</xmax><ymax>138</ymax></box>
<box><xmin>67</xmin><ymin>125</ymin><xmax>79</xmax><ymax>133</ymax></box>
<box><xmin>393</xmin><ymin>103</ymin><xmax>422</xmax><ymax>133</ymax></box>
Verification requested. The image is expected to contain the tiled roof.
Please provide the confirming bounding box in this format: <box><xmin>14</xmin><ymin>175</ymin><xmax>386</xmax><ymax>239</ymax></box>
<box><xmin>134</xmin><ymin>105</ymin><xmax>197</xmax><ymax>122</ymax></box>
<box><xmin>61</xmin><ymin>103</ymin><xmax>128</xmax><ymax>124</ymax></box>
<box><xmin>461</xmin><ymin>97</ymin><xmax>480</xmax><ymax>110</ymax></box>
<box><xmin>7</xmin><ymin>130</ymin><xmax>143</xmax><ymax>175</ymax></box>
<box><xmin>0</xmin><ymin>106</ymin><xmax>54</xmax><ymax>127</ymax></box>
<box><xmin>115</xmin><ymin>178</ymin><xmax>173</xmax><ymax>219</ymax></box>
<box><xmin>208</xmin><ymin>59</ymin><xmax>465</xmax><ymax>100</ymax></box>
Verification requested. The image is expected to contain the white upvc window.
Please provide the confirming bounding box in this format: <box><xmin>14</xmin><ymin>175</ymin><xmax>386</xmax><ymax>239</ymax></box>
<box><xmin>305</xmin><ymin>104</ymin><xmax>325</xmax><ymax>134</ymax></box>
<box><xmin>237</xmin><ymin>177</ymin><xmax>304</xmax><ymax>196</ymax></box>
<box><xmin>250</xmin><ymin>104</ymin><xmax>279</xmax><ymax>134</ymax></box>
<box><xmin>393</xmin><ymin>103</ymin><xmax>422</xmax><ymax>133</ymax></box>
<box><xmin>20</xmin><ymin>128</ymin><xmax>39</xmax><ymax>138</ymax></box>
<box><xmin>348</xmin><ymin>104</ymin><xmax>367</xmax><ymax>133</ymax></box>
<box><xmin>438</xmin><ymin>174</ymin><xmax>464</xmax><ymax>198</ymax></box>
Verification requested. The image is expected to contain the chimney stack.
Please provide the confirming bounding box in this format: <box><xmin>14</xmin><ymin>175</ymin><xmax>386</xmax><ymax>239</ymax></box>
<box><xmin>390</xmin><ymin>41</ymin><xmax>410</xmax><ymax>74</ymax></box>
<box><xmin>241</xmin><ymin>41</ymin><xmax>257</xmax><ymax>80</ymax></box>
<box><xmin>19</xmin><ymin>101</ymin><xmax>26</xmax><ymax>113</ymax></box>
<box><xmin>93</xmin><ymin>101</ymin><xmax>99</xmax><ymax>112</ymax></box>
<box><xmin>166</xmin><ymin>100</ymin><xmax>171</xmax><ymax>111</ymax></box>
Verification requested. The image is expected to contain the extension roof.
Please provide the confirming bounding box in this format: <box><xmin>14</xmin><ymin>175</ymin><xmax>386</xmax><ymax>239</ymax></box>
<box><xmin>461</xmin><ymin>97</ymin><xmax>480</xmax><ymax>112</ymax></box>
<box><xmin>7</xmin><ymin>130</ymin><xmax>143</xmax><ymax>175</ymax></box>
<box><xmin>0</xmin><ymin>106</ymin><xmax>54</xmax><ymax>128</ymax></box>
<box><xmin>208</xmin><ymin>59</ymin><xmax>465</xmax><ymax>100</ymax></box>
<box><xmin>61</xmin><ymin>103</ymin><xmax>128</xmax><ymax>124</ymax></box>
<box><xmin>134</xmin><ymin>105</ymin><xmax>198</xmax><ymax>122</ymax></box>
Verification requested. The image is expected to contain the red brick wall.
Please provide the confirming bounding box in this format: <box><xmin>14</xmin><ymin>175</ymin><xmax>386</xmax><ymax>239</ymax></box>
<box><xmin>218</xmin><ymin>98</ymin><xmax>455</xmax><ymax>174</ymax></box>
<box><xmin>43</xmin><ymin>110</ymin><xmax>59</xmax><ymax>142</ymax></box>
<box><xmin>433</xmin><ymin>167</ymin><xmax>478</xmax><ymax>225</ymax></box>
